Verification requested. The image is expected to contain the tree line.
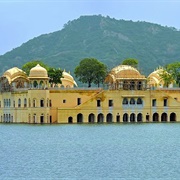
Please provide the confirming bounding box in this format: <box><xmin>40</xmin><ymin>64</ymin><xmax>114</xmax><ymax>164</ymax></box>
<box><xmin>21</xmin><ymin>58</ymin><xmax>180</xmax><ymax>88</ymax></box>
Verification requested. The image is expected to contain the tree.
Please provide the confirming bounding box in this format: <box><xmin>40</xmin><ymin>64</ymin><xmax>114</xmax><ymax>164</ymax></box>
<box><xmin>22</xmin><ymin>60</ymin><xmax>49</xmax><ymax>75</ymax></box>
<box><xmin>166</xmin><ymin>62</ymin><xmax>180</xmax><ymax>87</ymax></box>
<box><xmin>122</xmin><ymin>58</ymin><xmax>138</xmax><ymax>68</ymax></box>
<box><xmin>48</xmin><ymin>68</ymin><xmax>63</xmax><ymax>86</ymax></box>
<box><xmin>74</xmin><ymin>58</ymin><xmax>107</xmax><ymax>87</ymax></box>
<box><xmin>158</xmin><ymin>69</ymin><xmax>174</xmax><ymax>88</ymax></box>
<box><xmin>94</xmin><ymin>63</ymin><xmax>108</xmax><ymax>87</ymax></box>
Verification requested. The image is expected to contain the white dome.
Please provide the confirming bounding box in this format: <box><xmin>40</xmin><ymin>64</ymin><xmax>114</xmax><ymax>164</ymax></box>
<box><xmin>29</xmin><ymin>64</ymin><xmax>48</xmax><ymax>78</ymax></box>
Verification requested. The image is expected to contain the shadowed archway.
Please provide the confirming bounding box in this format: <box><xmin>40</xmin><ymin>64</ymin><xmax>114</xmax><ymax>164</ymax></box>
<box><xmin>97</xmin><ymin>113</ymin><xmax>104</xmax><ymax>123</ymax></box>
<box><xmin>88</xmin><ymin>113</ymin><xmax>95</xmax><ymax>123</ymax></box>
<box><xmin>123</xmin><ymin>113</ymin><xmax>128</xmax><ymax>122</ymax></box>
<box><xmin>161</xmin><ymin>113</ymin><xmax>167</xmax><ymax>122</ymax></box>
<box><xmin>106</xmin><ymin>113</ymin><xmax>113</xmax><ymax>123</ymax></box>
<box><xmin>77</xmin><ymin>113</ymin><xmax>83</xmax><ymax>123</ymax></box>
<box><xmin>170</xmin><ymin>112</ymin><xmax>176</xmax><ymax>122</ymax></box>
<box><xmin>153</xmin><ymin>113</ymin><xmax>159</xmax><ymax>122</ymax></box>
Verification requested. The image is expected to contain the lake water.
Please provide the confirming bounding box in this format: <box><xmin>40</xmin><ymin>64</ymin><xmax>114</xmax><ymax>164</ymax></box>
<box><xmin>0</xmin><ymin>123</ymin><xmax>180</xmax><ymax>179</ymax></box>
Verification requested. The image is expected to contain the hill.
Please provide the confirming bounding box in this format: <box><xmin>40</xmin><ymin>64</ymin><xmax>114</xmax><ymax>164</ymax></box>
<box><xmin>0</xmin><ymin>15</ymin><xmax>180</xmax><ymax>77</ymax></box>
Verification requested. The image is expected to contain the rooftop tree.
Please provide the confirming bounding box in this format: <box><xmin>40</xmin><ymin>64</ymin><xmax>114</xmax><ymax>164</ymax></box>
<box><xmin>158</xmin><ymin>69</ymin><xmax>174</xmax><ymax>88</ymax></box>
<box><xmin>121</xmin><ymin>58</ymin><xmax>138</xmax><ymax>68</ymax></box>
<box><xmin>74</xmin><ymin>58</ymin><xmax>107</xmax><ymax>87</ymax></box>
<box><xmin>48</xmin><ymin>67</ymin><xmax>63</xmax><ymax>87</ymax></box>
<box><xmin>166</xmin><ymin>61</ymin><xmax>180</xmax><ymax>87</ymax></box>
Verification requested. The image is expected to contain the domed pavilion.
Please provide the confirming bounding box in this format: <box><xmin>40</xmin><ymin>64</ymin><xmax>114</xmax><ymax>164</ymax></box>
<box><xmin>147</xmin><ymin>68</ymin><xmax>173</xmax><ymax>88</ymax></box>
<box><xmin>29</xmin><ymin>64</ymin><xmax>49</xmax><ymax>89</ymax></box>
<box><xmin>3</xmin><ymin>67</ymin><xmax>29</xmax><ymax>89</ymax></box>
<box><xmin>105</xmin><ymin>65</ymin><xmax>146</xmax><ymax>90</ymax></box>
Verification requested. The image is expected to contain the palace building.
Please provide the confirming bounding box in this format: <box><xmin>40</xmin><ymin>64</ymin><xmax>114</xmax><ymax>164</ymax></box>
<box><xmin>0</xmin><ymin>64</ymin><xmax>179</xmax><ymax>124</ymax></box>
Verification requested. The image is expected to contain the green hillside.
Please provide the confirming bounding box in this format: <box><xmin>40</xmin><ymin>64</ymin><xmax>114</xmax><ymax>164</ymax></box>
<box><xmin>0</xmin><ymin>15</ymin><xmax>180</xmax><ymax>76</ymax></box>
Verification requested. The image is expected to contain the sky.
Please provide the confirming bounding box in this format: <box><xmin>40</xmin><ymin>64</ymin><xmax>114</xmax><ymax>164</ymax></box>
<box><xmin>0</xmin><ymin>0</ymin><xmax>180</xmax><ymax>55</ymax></box>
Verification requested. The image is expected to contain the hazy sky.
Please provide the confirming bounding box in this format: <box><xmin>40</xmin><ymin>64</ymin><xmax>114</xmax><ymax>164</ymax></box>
<box><xmin>0</xmin><ymin>0</ymin><xmax>180</xmax><ymax>55</ymax></box>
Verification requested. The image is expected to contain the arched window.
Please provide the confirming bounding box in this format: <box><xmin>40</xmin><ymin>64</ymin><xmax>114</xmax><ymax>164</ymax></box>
<box><xmin>39</xmin><ymin>81</ymin><xmax>44</xmax><ymax>88</ymax></box>
<box><xmin>47</xmin><ymin>98</ymin><xmax>49</xmax><ymax>107</ymax></box>
<box><xmin>130</xmin><ymin>98</ymin><xmax>135</xmax><ymax>105</ymax></box>
<box><xmin>137</xmin><ymin>81</ymin><xmax>142</xmax><ymax>90</ymax></box>
<box><xmin>122</xmin><ymin>98</ymin><xmax>128</xmax><ymax>105</ymax></box>
<box><xmin>137</xmin><ymin>98</ymin><xmax>143</xmax><ymax>105</ymax></box>
<box><xmin>49</xmin><ymin>100</ymin><xmax>52</xmax><ymax>107</ymax></box>
<box><xmin>29</xmin><ymin>98</ymin><xmax>31</xmax><ymax>107</ymax></box>
<box><xmin>123</xmin><ymin>81</ymin><xmax>128</xmax><ymax>90</ymax></box>
<box><xmin>40</xmin><ymin>114</ymin><xmax>44</xmax><ymax>123</ymax></box>
<box><xmin>33</xmin><ymin>81</ymin><xmax>38</xmax><ymax>88</ymax></box>
<box><xmin>18</xmin><ymin>98</ymin><xmax>21</xmax><ymax>107</ymax></box>
<box><xmin>33</xmin><ymin>99</ymin><xmax>36</xmax><ymax>107</ymax></box>
<box><xmin>130</xmin><ymin>81</ymin><xmax>135</xmax><ymax>90</ymax></box>
<box><xmin>24</xmin><ymin>98</ymin><xmax>27</xmax><ymax>107</ymax></box>
<box><xmin>40</xmin><ymin>99</ymin><xmax>44</xmax><ymax>107</ymax></box>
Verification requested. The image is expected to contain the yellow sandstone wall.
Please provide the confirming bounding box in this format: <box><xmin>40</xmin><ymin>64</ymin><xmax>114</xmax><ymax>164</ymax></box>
<box><xmin>0</xmin><ymin>88</ymin><xmax>180</xmax><ymax>124</ymax></box>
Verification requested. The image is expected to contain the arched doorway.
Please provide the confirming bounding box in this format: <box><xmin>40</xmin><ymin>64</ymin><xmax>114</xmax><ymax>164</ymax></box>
<box><xmin>170</xmin><ymin>113</ymin><xmax>176</xmax><ymax>122</ymax></box>
<box><xmin>153</xmin><ymin>113</ymin><xmax>159</xmax><ymax>122</ymax></box>
<box><xmin>106</xmin><ymin>113</ymin><xmax>113</xmax><ymax>123</ymax></box>
<box><xmin>116</xmin><ymin>114</ymin><xmax>120</xmax><ymax>123</ymax></box>
<box><xmin>97</xmin><ymin>113</ymin><xmax>104</xmax><ymax>123</ymax></box>
<box><xmin>130</xmin><ymin>113</ymin><xmax>135</xmax><ymax>122</ymax></box>
<box><xmin>77</xmin><ymin>113</ymin><xmax>83</xmax><ymax>123</ymax></box>
<box><xmin>137</xmin><ymin>113</ymin><xmax>143</xmax><ymax>122</ymax></box>
<box><xmin>123</xmin><ymin>113</ymin><xmax>128</xmax><ymax>122</ymax></box>
<box><xmin>40</xmin><ymin>114</ymin><xmax>44</xmax><ymax>123</ymax></box>
<box><xmin>88</xmin><ymin>113</ymin><xmax>95</xmax><ymax>123</ymax></box>
<box><xmin>68</xmin><ymin>116</ymin><xmax>73</xmax><ymax>123</ymax></box>
<box><xmin>161</xmin><ymin>113</ymin><xmax>167</xmax><ymax>122</ymax></box>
